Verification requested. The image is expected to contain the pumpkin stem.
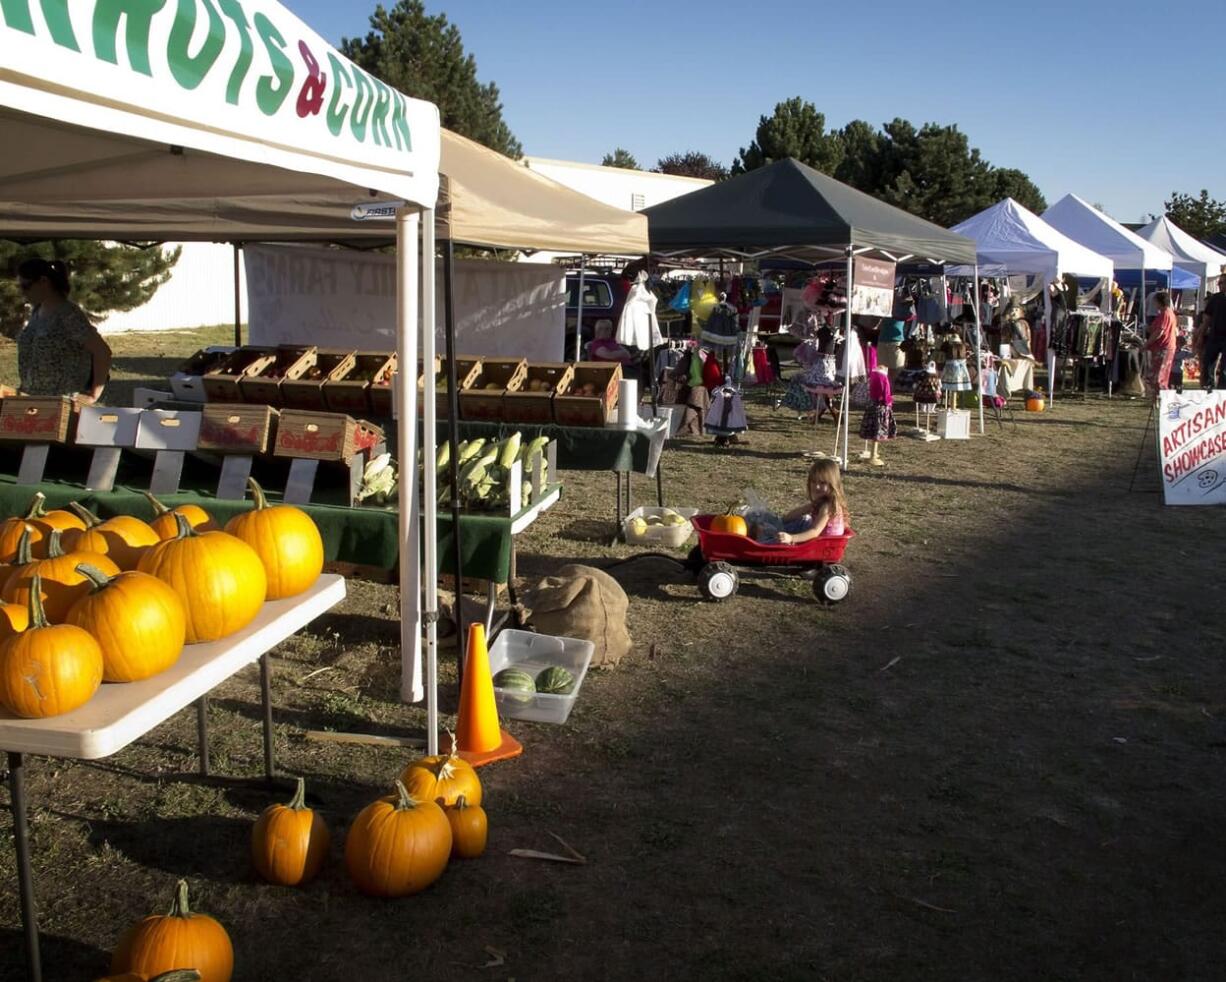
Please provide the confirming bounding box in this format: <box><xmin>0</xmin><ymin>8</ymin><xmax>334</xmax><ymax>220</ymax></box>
<box><xmin>21</xmin><ymin>491</ymin><xmax>48</xmax><ymax>521</ymax></box>
<box><xmin>67</xmin><ymin>501</ymin><xmax>104</xmax><ymax>529</ymax></box>
<box><xmin>13</xmin><ymin>526</ymin><xmax>34</xmax><ymax>566</ymax></box>
<box><xmin>247</xmin><ymin>477</ymin><xmax>270</xmax><ymax>511</ymax></box>
<box><xmin>287</xmin><ymin>776</ymin><xmax>308</xmax><ymax>811</ymax></box>
<box><xmin>168</xmin><ymin>879</ymin><xmax>193</xmax><ymax>919</ymax></box>
<box><xmin>45</xmin><ymin>529</ymin><xmax>67</xmax><ymax>560</ymax></box>
<box><xmin>143</xmin><ymin>490</ymin><xmax>172</xmax><ymax>517</ymax></box>
<box><xmin>75</xmin><ymin>563</ymin><xmax>115</xmax><ymax>593</ymax></box>
<box><xmin>454</xmin><ymin>794</ymin><xmax>468</xmax><ymax>811</ymax></box>
<box><xmin>172</xmin><ymin>512</ymin><xmax>199</xmax><ymax>540</ymax></box>
<box><xmin>26</xmin><ymin>574</ymin><xmax>48</xmax><ymax>630</ymax></box>
<box><xmin>393</xmin><ymin>780</ymin><xmax>421</xmax><ymax>811</ymax></box>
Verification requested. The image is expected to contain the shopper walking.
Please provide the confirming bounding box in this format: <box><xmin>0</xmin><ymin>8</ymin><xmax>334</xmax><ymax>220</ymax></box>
<box><xmin>1195</xmin><ymin>266</ymin><xmax>1226</xmax><ymax>391</ymax></box>
<box><xmin>1144</xmin><ymin>291</ymin><xmax>1177</xmax><ymax>396</ymax></box>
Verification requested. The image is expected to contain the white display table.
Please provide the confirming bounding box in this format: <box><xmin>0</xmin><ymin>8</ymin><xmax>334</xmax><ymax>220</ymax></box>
<box><xmin>2</xmin><ymin>574</ymin><xmax>347</xmax><ymax>982</ymax></box>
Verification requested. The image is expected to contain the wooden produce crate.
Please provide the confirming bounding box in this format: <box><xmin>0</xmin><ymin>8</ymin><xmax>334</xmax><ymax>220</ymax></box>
<box><xmin>419</xmin><ymin>356</ymin><xmax>481</xmax><ymax>419</ymax></box>
<box><xmin>323</xmin><ymin>351</ymin><xmax>394</xmax><ymax>416</ymax></box>
<box><xmin>369</xmin><ymin>353</ymin><xmax>398</xmax><ymax>418</ymax></box>
<box><xmin>202</xmin><ymin>347</ymin><xmax>276</xmax><ymax>402</ymax></box>
<box><xmin>503</xmin><ymin>362</ymin><xmax>574</xmax><ymax>424</ymax></box>
<box><xmin>459</xmin><ymin>358</ymin><xmax>527</xmax><ymax>422</ymax></box>
<box><xmin>554</xmin><ymin>362</ymin><xmax>622</xmax><ymax>427</ymax></box>
<box><xmin>280</xmin><ymin>349</ymin><xmax>356</xmax><ymax>410</ymax></box>
<box><xmin>238</xmin><ymin>345</ymin><xmax>318</xmax><ymax>407</ymax></box>
<box><xmin>171</xmin><ymin>347</ymin><xmax>234</xmax><ymax>402</ymax></box>
<box><xmin>0</xmin><ymin>396</ymin><xmax>76</xmax><ymax>443</ymax></box>
<box><xmin>274</xmin><ymin>410</ymin><xmax>384</xmax><ymax>462</ymax></box>
<box><xmin>198</xmin><ymin>404</ymin><xmax>279</xmax><ymax>455</ymax></box>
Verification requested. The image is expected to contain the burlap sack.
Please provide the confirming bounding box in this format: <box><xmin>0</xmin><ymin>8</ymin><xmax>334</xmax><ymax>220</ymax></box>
<box><xmin>519</xmin><ymin>564</ymin><xmax>630</xmax><ymax>668</ymax></box>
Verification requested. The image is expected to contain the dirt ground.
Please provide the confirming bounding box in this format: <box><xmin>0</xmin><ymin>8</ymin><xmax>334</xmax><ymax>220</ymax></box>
<box><xmin>2</xmin><ymin>328</ymin><xmax>1225</xmax><ymax>982</ymax></box>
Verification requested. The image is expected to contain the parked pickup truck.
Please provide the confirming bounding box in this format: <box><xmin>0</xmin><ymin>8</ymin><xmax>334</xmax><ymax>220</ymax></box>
<box><xmin>564</xmin><ymin>271</ymin><xmax>629</xmax><ymax>358</ymax></box>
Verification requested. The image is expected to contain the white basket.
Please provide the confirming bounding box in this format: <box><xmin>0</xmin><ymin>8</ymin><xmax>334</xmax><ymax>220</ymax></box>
<box><xmin>622</xmin><ymin>505</ymin><xmax>698</xmax><ymax>548</ymax></box>
<box><xmin>488</xmin><ymin>630</ymin><xmax>594</xmax><ymax>725</ymax></box>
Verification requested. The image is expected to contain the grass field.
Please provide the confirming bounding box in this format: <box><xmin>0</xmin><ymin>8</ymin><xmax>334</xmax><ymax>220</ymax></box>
<box><xmin>2</xmin><ymin>328</ymin><xmax>1224</xmax><ymax>981</ymax></box>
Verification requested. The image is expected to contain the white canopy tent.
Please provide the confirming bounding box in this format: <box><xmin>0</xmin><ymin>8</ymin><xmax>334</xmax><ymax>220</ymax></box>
<box><xmin>1135</xmin><ymin>216</ymin><xmax>1226</xmax><ymax>308</ymax></box>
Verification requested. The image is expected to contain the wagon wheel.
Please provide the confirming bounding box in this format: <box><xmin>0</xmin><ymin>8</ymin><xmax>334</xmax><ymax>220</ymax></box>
<box><xmin>813</xmin><ymin>564</ymin><xmax>851</xmax><ymax>605</ymax></box>
<box><xmin>698</xmin><ymin>562</ymin><xmax>739</xmax><ymax>602</ymax></box>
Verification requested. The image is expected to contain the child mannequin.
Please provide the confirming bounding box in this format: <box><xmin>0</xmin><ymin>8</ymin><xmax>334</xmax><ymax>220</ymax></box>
<box><xmin>747</xmin><ymin>458</ymin><xmax>849</xmax><ymax>544</ymax></box>
<box><xmin>858</xmin><ymin>364</ymin><xmax>897</xmax><ymax>465</ymax></box>
<box><xmin>913</xmin><ymin>360</ymin><xmax>941</xmax><ymax>438</ymax></box>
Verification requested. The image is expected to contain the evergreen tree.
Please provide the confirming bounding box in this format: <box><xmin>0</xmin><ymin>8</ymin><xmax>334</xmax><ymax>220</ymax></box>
<box><xmin>731</xmin><ymin>97</ymin><xmax>842</xmax><ymax>175</ymax></box>
<box><xmin>991</xmin><ymin>168</ymin><xmax>1047</xmax><ymax>215</ymax></box>
<box><xmin>1</xmin><ymin>241</ymin><xmax>179</xmax><ymax>338</ymax></box>
<box><xmin>342</xmin><ymin>1</ymin><xmax>522</xmax><ymax>158</ymax></box>
<box><xmin>601</xmin><ymin>148</ymin><xmax>640</xmax><ymax>170</ymax></box>
<box><xmin>1163</xmin><ymin>189</ymin><xmax>1226</xmax><ymax>240</ymax></box>
<box><xmin>654</xmin><ymin>151</ymin><xmax>728</xmax><ymax>182</ymax></box>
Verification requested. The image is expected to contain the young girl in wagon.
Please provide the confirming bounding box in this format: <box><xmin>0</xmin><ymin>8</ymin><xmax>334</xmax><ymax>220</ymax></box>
<box><xmin>748</xmin><ymin>458</ymin><xmax>849</xmax><ymax>545</ymax></box>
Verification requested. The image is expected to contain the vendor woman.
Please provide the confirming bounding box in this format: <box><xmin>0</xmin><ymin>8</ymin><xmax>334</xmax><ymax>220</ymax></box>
<box><xmin>14</xmin><ymin>258</ymin><xmax>111</xmax><ymax>403</ymax></box>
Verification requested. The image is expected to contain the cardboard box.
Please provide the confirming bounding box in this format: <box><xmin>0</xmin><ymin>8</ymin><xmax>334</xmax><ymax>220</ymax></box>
<box><xmin>936</xmin><ymin>408</ymin><xmax>971</xmax><ymax>440</ymax></box>
<box><xmin>198</xmin><ymin>404</ymin><xmax>278</xmax><ymax>454</ymax></box>
<box><xmin>75</xmin><ymin>406</ymin><xmax>143</xmax><ymax>447</ymax></box>
<box><xmin>460</xmin><ymin>358</ymin><xmax>527</xmax><ymax>422</ymax></box>
<box><xmin>274</xmin><ymin>410</ymin><xmax>384</xmax><ymax>462</ymax></box>
<box><xmin>423</xmin><ymin>356</ymin><xmax>482</xmax><ymax>419</ymax></box>
<box><xmin>171</xmin><ymin>346</ymin><xmax>235</xmax><ymax>402</ymax></box>
<box><xmin>0</xmin><ymin>396</ymin><xmax>76</xmax><ymax>443</ymax></box>
<box><xmin>503</xmin><ymin>362</ymin><xmax>574</xmax><ymax>424</ymax></box>
<box><xmin>134</xmin><ymin>409</ymin><xmax>202</xmax><ymax>451</ymax></box>
<box><xmin>202</xmin><ymin>347</ymin><xmax>276</xmax><ymax>402</ymax></box>
<box><xmin>554</xmin><ymin>362</ymin><xmax>622</xmax><ymax>427</ymax></box>
<box><xmin>369</xmin><ymin>352</ymin><xmax>398</xmax><ymax>418</ymax></box>
<box><xmin>281</xmin><ymin>349</ymin><xmax>356</xmax><ymax>410</ymax></box>
<box><xmin>323</xmin><ymin>351</ymin><xmax>395</xmax><ymax>415</ymax></box>
<box><xmin>238</xmin><ymin>345</ymin><xmax>318</xmax><ymax>406</ymax></box>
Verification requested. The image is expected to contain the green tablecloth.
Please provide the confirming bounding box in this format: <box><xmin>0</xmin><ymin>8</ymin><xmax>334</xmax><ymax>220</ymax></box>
<box><xmin>437</xmin><ymin>420</ymin><xmax>656</xmax><ymax>474</ymax></box>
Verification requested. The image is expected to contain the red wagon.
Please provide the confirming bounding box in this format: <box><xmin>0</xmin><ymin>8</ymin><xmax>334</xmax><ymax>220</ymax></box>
<box><xmin>687</xmin><ymin>514</ymin><xmax>855</xmax><ymax>604</ymax></box>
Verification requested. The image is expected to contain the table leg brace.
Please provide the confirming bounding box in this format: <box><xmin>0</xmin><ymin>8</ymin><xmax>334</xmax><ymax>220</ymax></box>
<box><xmin>8</xmin><ymin>751</ymin><xmax>42</xmax><ymax>982</ymax></box>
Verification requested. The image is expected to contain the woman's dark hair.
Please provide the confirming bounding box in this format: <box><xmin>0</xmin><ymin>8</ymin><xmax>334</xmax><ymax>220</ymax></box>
<box><xmin>1155</xmin><ymin>291</ymin><xmax>1171</xmax><ymax>309</ymax></box>
<box><xmin>17</xmin><ymin>258</ymin><xmax>70</xmax><ymax>296</ymax></box>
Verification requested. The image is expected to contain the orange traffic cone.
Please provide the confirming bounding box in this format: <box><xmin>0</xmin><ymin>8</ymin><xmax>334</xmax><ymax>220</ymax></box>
<box><xmin>447</xmin><ymin>623</ymin><xmax>522</xmax><ymax>767</ymax></box>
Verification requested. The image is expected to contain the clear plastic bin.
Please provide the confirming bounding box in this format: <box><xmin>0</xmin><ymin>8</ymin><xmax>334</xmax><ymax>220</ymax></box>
<box><xmin>622</xmin><ymin>505</ymin><xmax>698</xmax><ymax>548</ymax></box>
<box><xmin>488</xmin><ymin>629</ymin><xmax>594</xmax><ymax>724</ymax></box>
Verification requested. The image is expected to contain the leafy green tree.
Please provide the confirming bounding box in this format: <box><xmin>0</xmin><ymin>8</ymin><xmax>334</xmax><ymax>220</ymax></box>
<box><xmin>601</xmin><ymin>148</ymin><xmax>640</xmax><ymax>170</ymax></box>
<box><xmin>731</xmin><ymin>97</ymin><xmax>842</xmax><ymax>175</ymax></box>
<box><xmin>832</xmin><ymin>120</ymin><xmax>886</xmax><ymax>191</ymax></box>
<box><xmin>342</xmin><ymin>1</ymin><xmax>522</xmax><ymax>158</ymax></box>
<box><xmin>992</xmin><ymin>169</ymin><xmax>1047</xmax><ymax>215</ymax></box>
<box><xmin>1163</xmin><ymin>189</ymin><xmax>1226</xmax><ymax>240</ymax></box>
<box><xmin>654</xmin><ymin>151</ymin><xmax>728</xmax><ymax>182</ymax></box>
<box><xmin>1</xmin><ymin>241</ymin><xmax>179</xmax><ymax>338</ymax></box>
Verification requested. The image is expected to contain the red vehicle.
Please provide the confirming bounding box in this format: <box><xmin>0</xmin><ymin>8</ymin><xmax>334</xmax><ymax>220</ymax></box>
<box><xmin>687</xmin><ymin>514</ymin><xmax>854</xmax><ymax>605</ymax></box>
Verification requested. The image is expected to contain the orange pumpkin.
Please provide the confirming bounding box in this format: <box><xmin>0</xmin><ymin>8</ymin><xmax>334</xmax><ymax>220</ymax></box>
<box><xmin>344</xmin><ymin>781</ymin><xmax>452</xmax><ymax>897</ymax></box>
<box><xmin>66</xmin><ymin>564</ymin><xmax>186</xmax><ymax>682</ymax></box>
<box><xmin>0</xmin><ymin>526</ymin><xmax>37</xmax><ymax>597</ymax></box>
<box><xmin>711</xmin><ymin>513</ymin><xmax>748</xmax><ymax>536</ymax></box>
<box><xmin>445</xmin><ymin>795</ymin><xmax>488</xmax><ymax>859</ymax></box>
<box><xmin>144</xmin><ymin>492</ymin><xmax>217</xmax><ymax>541</ymax></box>
<box><xmin>251</xmin><ymin>776</ymin><xmax>330</xmax><ymax>887</ymax></box>
<box><xmin>2</xmin><ymin>530</ymin><xmax>121</xmax><ymax>623</ymax></box>
<box><xmin>110</xmin><ymin>880</ymin><xmax>233</xmax><ymax>982</ymax></box>
<box><xmin>0</xmin><ymin>600</ymin><xmax>28</xmax><ymax>641</ymax></box>
<box><xmin>224</xmin><ymin>479</ymin><xmax>324</xmax><ymax>600</ymax></box>
<box><xmin>63</xmin><ymin>502</ymin><xmax>160</xmax><ymax>570</ymax></box>
<box><xmin>0</xmin><ymin>575</ymin><xmax>103</xmax><ymax>718</ymax></box>
<box><xmin>23</xmin><ymin>491</ymin><xmax>87</xmax><ymax>557</ymax></box>
<box><xmin>399</xmin><ymin>742</ymin><xmax>483</xmax><ymax>807</ymax></box>
<box><xmin>0</xmin><ymin>505</ymin><xmax>43</xmax><ymax>562</ymax></box>
<box><xmin>138</xmin><ymin>514</ymin><xmax>266</xmax><ymax>643</ymax></box>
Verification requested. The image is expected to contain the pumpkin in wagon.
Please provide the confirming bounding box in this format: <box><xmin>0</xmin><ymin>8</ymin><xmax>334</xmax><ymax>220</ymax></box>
<box><xmin>224</xmin><ymin>478</ymin><xmax>324</xmax><ymax>600</ymax></box>
<box><xmin>110</xmin><ymin>880</ymin><xmax>233</xmax><ymax>982</ymax></box>
<box><xmin>710</xmin><ymin>512</ymin><xmax>748</xmax><ymax>536</ymax></box>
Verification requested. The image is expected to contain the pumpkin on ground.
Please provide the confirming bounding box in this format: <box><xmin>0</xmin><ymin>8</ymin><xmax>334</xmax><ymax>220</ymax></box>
<box><xmin>251</xmin><ymin>776</ymin><xmax>330</xmax><ymax>887</ymax></box>
<box><xmin>0</xmin><ymin>600</ymin><xmax>28</xmax><ymax>641</ymax></box>
<box><xmin>2</xmin><ymin>530</ymin><xmax>121</xmax><ymax>623</ymax></box>
<box><xmin>399</xmin><ymin>740</ymin><xmax>483</xmax><ymax>807</ymax></box>
<box><xmin>445</xmin><ymin>795</ymin><xmax>488</xmax><ymax>859</ymax></box>
<box><xmin>137</xmin><ymin>514</ymin><xmax>266</xmax><ymax>643</ymax></box>
<box><xmin>143</xmin><ymin>492</ymin><xmax>218</xmax><ymax>541</ymax></box>
<box><xmin>64</xmin><ymin>502</ymin><xmax>160</xmax><ymax>570</ymax></box>
<box><xmin>110</xmin><ymin>880</ymin><xmax>233</xmax><ymax>982</ymax></box>
<box><xmin>344</xmin><ymin>781</ymin><xmax>452</xmax><ymax>897</ymax></box>
<box><xmin>66</xmin><ymin>564</ymin><xmax>186</xmax><ymax>682</ymax></box>
<box><xmin>0</xmin><ymin>575</ymin><xmax>103</xmax><ymax>718</ymax></box>
<box><xmin>224</xmin><ymin>478</ymin><xmax>324</xmax><ymax>600</ymax></box>
<box><xmin>711</xmin><ymin>513</ymin><xmax>748</xmax><ymax>536</ymax></box>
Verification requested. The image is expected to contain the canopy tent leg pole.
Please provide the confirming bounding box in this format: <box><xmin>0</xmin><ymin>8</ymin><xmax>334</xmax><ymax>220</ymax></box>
<box><xmin>421</xmin><ymin>209</ymin><xmax>440</xmax><ymax>755</ymax></box>
<box><xmin>841</xmin><ymin>246</ymin><xmax>854</xmax><ymax>470</ymax></box>
<box><xmin>232</xmin><ymin>243</ymin><xmax>242</xmax><ymax>347</ymax></box>
<box><xmin>395</xmin><ymin>210</ymin><xmax>423</xmax><ymax>714</ymax></box>
<box><xmin>442</xmin><ymin>238</ymin><xmax>465</xmax><ymax>693</ymax></box>
<box><xmin>1044</xmin><ymin>282</ymin><xmax>1054</xmax><ymax>405</ymax></box>
<box><xmin>973</xmin><ymin>265</ymin><xmax>984</xmax><ymax>435</ymax></box>
<box><xmin>574</xmin><ymin>258</ymin><xmax>586</xmax><ymax>362</ymax></box>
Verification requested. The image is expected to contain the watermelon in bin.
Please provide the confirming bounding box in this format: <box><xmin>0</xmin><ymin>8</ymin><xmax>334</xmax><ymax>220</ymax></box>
<box><xmin>488</xmin><ymin>629</ymin><xmax>593</xmax><ymax>724</ymax></box>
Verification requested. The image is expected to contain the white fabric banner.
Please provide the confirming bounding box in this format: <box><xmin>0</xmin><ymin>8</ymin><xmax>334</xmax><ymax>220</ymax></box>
<box><xmin>244</xmin><ymin>245</ymin><xmax>565</xmax><ymax>361</ymax></box>
<box><xmin>1157</xmin><ymin>389</ymin><xmax>1226</xmax><ymax>506</ymax></box>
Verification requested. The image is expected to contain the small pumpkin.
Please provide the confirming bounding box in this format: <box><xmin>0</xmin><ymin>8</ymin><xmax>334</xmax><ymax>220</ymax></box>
<box><xmin>711</xmin><ymin>512</ymin><xmax>748</xmax><ymax>537</ymax></box>
<box><xmin>0</xmin><ymin>526</ymin><xmax>37</xmax><ymax>597</ymax></box>
<box><xmin>63</xmin><ymin>502</ymin><xmax>160</xmax><ymax>570</ymax></box>
<box><xmin>445</xmin><ymin>794</ymin><xmax>488</xmax><ymax>859</ymax></box>
<box><xmin>0</xmin><ymin>503</ymin><xmax>44</xmax><ymax>562</ymax></box>
<box><xmin>0</xmin><ymin>574</ymin><xmax>103</xmax><ymax>718</ymax></box>
<box><xmin>344</xmin><ymin>781</ymin><xmax>452</xmax><ymax>897</ymax></box>
<box><xmin>144</xmin><ymin>492</ymin><xmax>217</xmax><ymax>541</ymax></box>
<box><xmin>251</xmin><ymin>776</ymin><xmax>330</xmax><ymax>887</ymax></box>
<box><xmin>65</xmin><ymin>564</ymin><xmax>186</xmax><ymax>682</ymax></box>
<box><xmin>0</xmin><ymin>599</ymin><xmax>28</xmax><ymax>641</ymax></box>
<box><xmin>110</xmin><ymin>880</ymin><xmax>233</xmax><ymax>982</ymax></box>
<box><xmin>224</xmin><ymin>478</ymin><xmax>324</xmax><ymax>600</ymax></box>
<box><xmin>137</xmin><ymin>514</ymin><xmax>266</xmax><ymax>644</ymax></box>
<box><xmin>95</xmin><ymin>972</ymin><xmax>201</xmax><ymax>982</ymax></box>
<box><xmin>399</xmin><ymin>738</ymin><xmax>483</xmax><ymax>808</ymax></box>
<box><xmin>2</xmin><ymin>529</ymin><xmax>121</xmax><ymax>623</ymax></box>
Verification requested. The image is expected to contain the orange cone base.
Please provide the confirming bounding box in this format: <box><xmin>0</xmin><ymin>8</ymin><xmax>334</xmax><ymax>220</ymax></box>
<box><xmin>443</xmin><ymin>728</ymin><xmax>523</xmax><ymax>768</ymax></box>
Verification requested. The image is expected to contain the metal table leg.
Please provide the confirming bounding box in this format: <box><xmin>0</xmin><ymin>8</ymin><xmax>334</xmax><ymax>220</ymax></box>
<box><xmin>484</xmin><ymin>580</ymin><xmax>497</xmax><ymax>637</ymax></box>
<box><xmin>259</xmin><ymin>654</ymin><xmax>275</xmax><ymax>784</ymax></box>
<box><xmin>8</xmin><ymin>751</ymin><xmax>42</xmax><ymax>982</ymax></box>
<box><xmin>655</xmin><ymin>462</ymin><xmax>664</xmax><ymax>507</ymax></box>
<box><xmin>197</xmin><ymin>696</ymin><xmax>210</xmax><ymax>776</ymax></box>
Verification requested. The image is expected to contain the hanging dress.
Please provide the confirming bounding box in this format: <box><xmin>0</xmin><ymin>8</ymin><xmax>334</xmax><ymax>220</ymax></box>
<box><xmin>617</xmin><ymin>277</ymin><xmax>664</xmax><ymax>350</ymax></box>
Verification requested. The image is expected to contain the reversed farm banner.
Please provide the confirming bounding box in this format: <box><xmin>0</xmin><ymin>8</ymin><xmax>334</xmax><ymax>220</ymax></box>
<box><xmin>1157</xmin><ymin>389</ymin><xmax>1226</xmax><ymax>505</ymax></box>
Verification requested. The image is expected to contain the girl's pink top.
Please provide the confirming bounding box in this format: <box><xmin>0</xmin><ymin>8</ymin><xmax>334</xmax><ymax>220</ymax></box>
<box><xmin>823</xmin><ymin>510</ymin><xmax>846</xmax><ymax>536</ymax></box>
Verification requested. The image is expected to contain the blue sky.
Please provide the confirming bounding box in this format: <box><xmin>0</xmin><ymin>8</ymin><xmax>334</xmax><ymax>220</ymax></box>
<box><xmin>283</xmin><ymin>0</ymin><xmax>1226</xmax><ymax>223</ymax></box>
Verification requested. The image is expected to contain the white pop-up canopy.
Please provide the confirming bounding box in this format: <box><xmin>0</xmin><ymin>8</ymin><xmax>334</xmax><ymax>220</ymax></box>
<box><xmin>950</xmin><ymin>198</ymin><xmax>1114</xmax><ymax>281</ymax></box>
<box><xmin>1135</xmin><ymin>216</ymin><xmax>1226</xmax><ymax>306</ymax></box>
<box><xmin>1043</xmin><ymin>194</ymin><xmax>1172</xmax><ymax>272</ymax></box>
